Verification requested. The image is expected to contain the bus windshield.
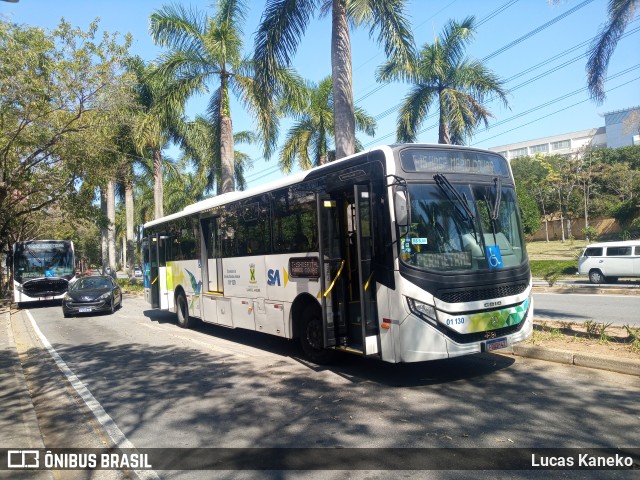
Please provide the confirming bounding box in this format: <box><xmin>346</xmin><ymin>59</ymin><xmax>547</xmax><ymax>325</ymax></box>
<box><xmin>13</xmin><ymin>242</ymin><xmax>75</xmax><ymax>283</ymax></box>
<box><xmin>399</xmin><ymin>180</ymin><xmax>527</xmax><ymax>273</ymax></box>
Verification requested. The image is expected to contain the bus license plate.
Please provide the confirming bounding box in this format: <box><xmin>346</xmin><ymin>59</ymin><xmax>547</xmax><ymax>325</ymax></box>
<box><xmin>486</xmin><ymin>337</ymin><xmax>508</xmax><ymax>351</ymax></box>
<box><xmin>79</xmin><ymin>307</ymin><xmax>92</xmax><ymax>313</ymax></box>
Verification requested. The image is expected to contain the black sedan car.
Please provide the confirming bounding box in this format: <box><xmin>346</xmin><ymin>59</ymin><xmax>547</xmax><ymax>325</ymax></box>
<box><xmin>62</xmin><ymin>275</ymin><xmax>122</xmax><ymax>317</ymax></box>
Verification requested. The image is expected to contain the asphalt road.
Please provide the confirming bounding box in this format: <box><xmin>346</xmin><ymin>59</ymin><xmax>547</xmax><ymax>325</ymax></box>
<box><xmin>533</xmin><ymin>292</ymin><xmax>640</xmax><ymax>326</ymax></box>
<box><xmin>13</xmin><ymin>297</ymin><xmax>640</xmax><ymax>479</ymax></box>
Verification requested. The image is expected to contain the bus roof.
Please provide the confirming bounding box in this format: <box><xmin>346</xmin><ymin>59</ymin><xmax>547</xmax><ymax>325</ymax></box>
<box><xmin>144</xmin><ymin>143</ymin><xmax>505</xmax><ymax>229</ymax></box>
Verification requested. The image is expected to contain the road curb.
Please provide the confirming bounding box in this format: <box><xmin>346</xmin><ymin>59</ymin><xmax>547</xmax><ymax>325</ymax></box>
<box><xmin>497</xmin><ymin>344</ymin><xmax>640</xmax><ymax>377</ymax></box>
<box><xmin>532</xmin><ymin>285</ymin><xmax>639</xmax><ymax>295</ymax></box>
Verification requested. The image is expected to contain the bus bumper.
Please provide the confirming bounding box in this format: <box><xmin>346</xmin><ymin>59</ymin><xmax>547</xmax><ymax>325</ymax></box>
<box><xmin>397</xmin><ymin>299</ymin><xmax>534</xmax><ymax>363</ymax></box>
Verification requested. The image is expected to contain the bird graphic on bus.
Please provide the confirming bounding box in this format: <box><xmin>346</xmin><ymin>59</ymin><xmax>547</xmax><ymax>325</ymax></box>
<box><xmin>185</xmin><ymin>268</ymin><xmax>202</xmax><ymax>310</ymax></box>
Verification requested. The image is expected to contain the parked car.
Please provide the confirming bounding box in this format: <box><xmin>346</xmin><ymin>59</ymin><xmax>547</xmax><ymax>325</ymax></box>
<box><xmin>577</xmin><ymin>240</ymin><xmax>640</xmax><ymax>284</ymax></box>
<box><xmin>133</xmin><ymin>266</ymin><xmax>143</xmax><ymax>278</ymax></box>
<box><xmin>62</xmin><ymin>275</ymin><xmax>123</xmax><ymax>317</ymax></box>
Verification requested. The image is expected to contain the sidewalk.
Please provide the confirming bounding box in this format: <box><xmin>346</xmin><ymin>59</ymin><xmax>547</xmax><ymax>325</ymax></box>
<box><xmin>0</xmin><ymin>301</ymin><xmax>52</xmax><ymax>479</ymax></box>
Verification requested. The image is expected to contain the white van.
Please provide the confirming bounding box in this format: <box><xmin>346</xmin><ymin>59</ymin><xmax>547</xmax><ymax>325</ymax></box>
<box><xmin>577</xmin><ymin>240</ymin><xmax>640</xmax><ymax>284</ymax></box>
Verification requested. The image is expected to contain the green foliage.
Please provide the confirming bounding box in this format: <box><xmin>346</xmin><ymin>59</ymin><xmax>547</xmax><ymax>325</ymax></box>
<box><xmin>529</xmin><ymin>260</ymin><xmax>578</xmax><ymax>278</ymax></box>
<box><xmin>0</xmin><ymin>18</ymin><xmax>132</xmax><ymax>258</ymax></box>
<box><xmin>516</xmin><ymin>188</ymin><xmax>541</xmax><ymax>235</ymax></box>
<box><xmin>625</xmin><ymin>325</ymin><xmax>640</xmax><ymax>352</ymax></box>
<box><xmin>581</xmin><ymin>226</ymin><xmax>599</xmax><ymax>242</ymax></box>
<box><xmin>116</xmin><ymin>277</ymin><xmax>143</xmax><ymax>292</ymax></box>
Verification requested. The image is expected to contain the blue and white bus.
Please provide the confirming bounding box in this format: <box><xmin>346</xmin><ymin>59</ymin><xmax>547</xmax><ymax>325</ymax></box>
<box><xmin>11</xmin><ymin>239</ymin><xmax>76</xmax><ymax>306</ymax></box>
<box><xmin>143</xmin><ymin>144</ymin><xmax>532</xmax><ymax>363</ymax></box>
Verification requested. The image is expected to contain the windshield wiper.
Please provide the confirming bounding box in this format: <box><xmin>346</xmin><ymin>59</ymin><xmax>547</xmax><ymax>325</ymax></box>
<box><xmin>433</xmin><ymin>173</ymin><xmax>475</xmax><ymax>224</ymax></box>
<box><xmin>492</xmin><ymin>177</ymin><xmax>502</xmax><ymax>221</ymax></box>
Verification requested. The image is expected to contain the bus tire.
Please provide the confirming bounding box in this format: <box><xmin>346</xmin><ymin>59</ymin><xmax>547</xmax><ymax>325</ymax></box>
<box><xmin>176</xmin><ymin>292</ymin><xmax>191</xmax><ymax>329</ymax></box>
<box><xmin>300</xmin><ymin>305</ymin><xmax>335</xmax><ymax>364</ymax></box>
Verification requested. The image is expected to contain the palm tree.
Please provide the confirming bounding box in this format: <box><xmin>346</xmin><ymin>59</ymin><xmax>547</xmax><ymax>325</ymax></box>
<box><xmin>126</xmin><ymin>56</ymin><xmax>184</xmax><ymax>220</ymax></box>
<box><xmin>254</xmin><ymin>0</ymin><xmax>414</xmax><ymax>160</ymax></box>
<box><xmin>176</xmin><ymin>114</ymin><xmax>257</xmax><ymax>194</ymax></box>
<box><xmin>278</xmin><ymin>76</ymin><xmax>376</xmax><ymax>174</ymax></box>
<box><xmin>149</xmin><ymin>0</ymin><xmax>276</xmax><ymax>195</ymax></box>
<box><xmin>586</xmin><ymin>0</ymin><xmax>638</xmax><ymax>103</ymax></box>
<box><xmin>377</xmin><ymin>16</ymin><xmax>508</xmax><ymax>145</ymax></box>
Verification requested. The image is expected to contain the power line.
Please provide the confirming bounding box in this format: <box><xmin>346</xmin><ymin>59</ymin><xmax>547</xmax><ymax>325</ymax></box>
<box><xmin>481</xmin><ymin>0</ymin><xmax>595</xmax><ymax>62</ymax></box>
<box><xmin>472</xmin><ymin>76</ymin><xmax>640</xmax><ymax>146</ymax></box>
<box><xmin>363</xmin><ymin>65</ymin><xmax>640</xmax><ymax>148</ymax></box>
<box><xmin>365</xmin><ymin>25</ymin><xmax>639</xmax><ymax>139</ymax></box>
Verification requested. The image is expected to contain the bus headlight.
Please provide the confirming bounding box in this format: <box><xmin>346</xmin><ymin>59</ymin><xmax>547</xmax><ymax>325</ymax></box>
<box><xmin>407</xmin><ymin>298</ymin><xmax>437</xmax><ymax>326</ymax></box>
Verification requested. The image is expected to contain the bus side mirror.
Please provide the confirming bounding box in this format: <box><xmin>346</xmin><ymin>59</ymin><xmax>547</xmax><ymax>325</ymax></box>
<box><xmin>394</xmin><ymin>189</ymin><xmax>409</xmax><ymax>227</ymax></box>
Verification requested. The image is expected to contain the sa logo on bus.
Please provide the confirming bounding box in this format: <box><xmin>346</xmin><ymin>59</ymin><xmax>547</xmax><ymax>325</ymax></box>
<box><xmin>267</xmin><ymin>269</ymin><xmax>281</xmax><ymax>286</ymax></box>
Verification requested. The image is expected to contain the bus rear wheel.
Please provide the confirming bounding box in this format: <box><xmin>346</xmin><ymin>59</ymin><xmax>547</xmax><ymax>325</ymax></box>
<box><xmin>176</xmin><ymin>292</ymin><xmax>191</xmax><ymax>328</ymax></box>
<box><xmin>300</xmin><ymin>305</ymin><xmax>335</xmax><ymax>364</ymax></box>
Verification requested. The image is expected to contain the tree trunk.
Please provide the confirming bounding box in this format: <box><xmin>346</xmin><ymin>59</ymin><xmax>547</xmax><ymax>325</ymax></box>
<box><xmin>219</xmin><ymin>75</ymin><xmax>235</xmax><ymax>194</ymax></box>
<box><xmin>125</xmin><ymin>176</ymin><xmax>135</xmax><ymax>275</ymax></box>
<box><xmin>331</xmin><ymin>0</ymin><xmax>355</xmax><ymax>160</ymax></box>
<box><xmin>153</xmin><ymin>149</ymin><xmax>164</xmax><ymax>219</ymax></box>
<box><xmin>219</xmin><ymin>116</ymin><xmax>235</xmax><ymax>194</ymax></box>
<box><xmin>438</xmin><ymin>94</ymin><xmax>451</xmax><ymax>144</ymax></box>
<box><xmin>107</xmin><ymin>179</ymin><xmax>116</xmax><ymax>272</ymax></box>
<box><xmin>100</xmin><ymin>187</ymin><xmax>108</xmax><ymax>269</ymax></box>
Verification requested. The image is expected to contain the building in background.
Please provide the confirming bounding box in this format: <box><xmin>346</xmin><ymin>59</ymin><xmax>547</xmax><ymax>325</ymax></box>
<box><xmin>489</xmin><ymin>106</ymin><xmax>640</xmax><ymax>160</ymax></box>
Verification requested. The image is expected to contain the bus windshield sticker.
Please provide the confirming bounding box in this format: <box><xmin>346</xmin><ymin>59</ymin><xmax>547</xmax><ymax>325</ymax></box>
<box><xmin>486</xmin><ymin>245</ymin><xmax>503</xmax><ymax>270</ymax></box>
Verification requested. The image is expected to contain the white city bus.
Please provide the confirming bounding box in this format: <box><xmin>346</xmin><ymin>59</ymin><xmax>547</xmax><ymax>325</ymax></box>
<box><xmin>11</xmin><ymin>240</ymin><xmax>76</xmax><ymax>306</ymax></box>
<box><xmin>143</xmin><ymin>144</ymin><xmax>533</xmax><ymax>363</ymax></box>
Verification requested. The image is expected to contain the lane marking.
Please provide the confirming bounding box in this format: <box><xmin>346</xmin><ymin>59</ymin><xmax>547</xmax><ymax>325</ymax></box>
<box><xmin>25</xmin><ymin>310</ymin><xmax>160</xmax><ymax>480</ymax></box>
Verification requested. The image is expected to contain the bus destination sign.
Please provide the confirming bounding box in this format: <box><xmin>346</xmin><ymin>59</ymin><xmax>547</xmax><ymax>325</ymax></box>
<box><xmin>289</xmin><ymin>257</ymin><xmax>320</xmax><ymax>279</ymax></box>
<box><xmin>400</xmin><ymin>148</ymin><xmax>509</xmax><ymax>176</ymax></box>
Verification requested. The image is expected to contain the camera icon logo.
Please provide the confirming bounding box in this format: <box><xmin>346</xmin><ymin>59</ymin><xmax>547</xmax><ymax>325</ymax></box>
<box><xmin>8</xmin><ymin>450</ymin><xmax>40</xmax><ymax>468</ymax></box>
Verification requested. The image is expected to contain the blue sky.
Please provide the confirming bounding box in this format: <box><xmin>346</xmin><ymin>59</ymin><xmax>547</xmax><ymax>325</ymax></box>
<box><xmin>3</xmin><ymin>0</ymin><xmax>639</xmax><ymax>189</ymax></box>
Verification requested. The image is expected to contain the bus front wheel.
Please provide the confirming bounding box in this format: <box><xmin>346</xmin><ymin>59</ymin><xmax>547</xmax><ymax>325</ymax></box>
<box><xmin>176</xmin><ymin>292</ymin><xmax>191</xmax><ymax>328</ymax></box>
<box><xmin>300</xmin><ymin>305</ymin><xmax>335</xmax><ymax>364</ymax></box>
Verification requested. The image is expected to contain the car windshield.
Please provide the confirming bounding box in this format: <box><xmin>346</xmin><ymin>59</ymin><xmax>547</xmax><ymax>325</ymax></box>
<box><xmin>399</xmin><ymin>180</ymin><xmax>527</xmax><ymax>273</ymax></box>
<box><xmin>72</xmin><ymin>277</ymin><xmax>111</xmax><ymax>290</ymax></box>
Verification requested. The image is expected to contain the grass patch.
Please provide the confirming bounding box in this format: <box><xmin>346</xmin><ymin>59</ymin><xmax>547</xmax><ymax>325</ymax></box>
<box><xmin>529</xmin><ymin>260</ymin><xmax>578</xmax><ymax>278</ymax></box>
<box><xmin>526</xmin><ymin>240</ymin><xmax>587</xmax><ymax>260</ymax></box>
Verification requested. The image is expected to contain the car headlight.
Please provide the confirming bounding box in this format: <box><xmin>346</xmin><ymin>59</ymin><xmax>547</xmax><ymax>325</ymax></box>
<box><xmin>407</xmin><ymin>297</ymin><xmax>438</xmax><ymax>325</ymax></box>
<box><xmin>98</xmin><ymin>292</ymin><xmax>111</xmax><ymax>301</ymax></box>
<box><xmin>63</xmin><ymin>293</ymin><xmax>70</xmax><ymax>301</ymax></box>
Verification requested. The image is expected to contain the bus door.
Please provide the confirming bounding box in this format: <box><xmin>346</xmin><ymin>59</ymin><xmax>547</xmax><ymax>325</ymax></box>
<box><xmin>201</xmin><ymin>217</ymin><xmax>223</xmax><ymax>293</ymax></box>
<box><xmin>317</xmin><ymin>194</ymin><xmax>344</xmax><ymax>349</ymax></box>
<box><xmin>318</xmin><ymin>186</ymin><xmax>379</xmax><ymax>355</ymax></box>
<box><xmin>146</xmin><ymin>234</ymin><xmax>160</xmax><ymax>308</ymax></box>
<box><xmin>354</xmin><ymin>185</ymin><xmax>379</xmax><ymax>356</ymax></box>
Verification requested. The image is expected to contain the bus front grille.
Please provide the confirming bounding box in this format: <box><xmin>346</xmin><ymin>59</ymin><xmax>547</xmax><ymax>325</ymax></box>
<box><xmin>21</xmin><ymin>278</ymin><xmax>69</xmax><ymax>297</ymax></box>
<box><xmin>437</xmin><ymin>283</ymin><xmax>528</xmax><ymax>304</ymax></box>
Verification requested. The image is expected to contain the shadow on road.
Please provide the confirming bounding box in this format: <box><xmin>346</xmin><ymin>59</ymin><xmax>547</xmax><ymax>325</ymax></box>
<box><xmin>142</xmin><ymin>307</ymin><xmax>516</xmax><ymax>387</ymax></box>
